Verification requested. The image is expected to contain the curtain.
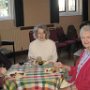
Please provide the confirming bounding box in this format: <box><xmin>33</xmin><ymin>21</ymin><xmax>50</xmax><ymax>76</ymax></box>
<box><xmin>82</xmin><ymin>0</ymin><xmax>88</xmax><ymax>21</ymax></box>
<box><xmin>14</xmin><ymin>0</ymin><xmax>24</xmax><ymax>27</ymax></box>
<box><xmin>50</xmin><ymin>0</ymin><xmax>59</xmax><ymax>23</ymax></box>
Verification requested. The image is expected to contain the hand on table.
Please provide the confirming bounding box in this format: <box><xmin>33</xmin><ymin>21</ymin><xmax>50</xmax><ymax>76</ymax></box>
<box><xmin>54</xmin><ymin>62</ymin><xmax>71</xmax><ymax>71</ymax></box>
<box><xmin>54</xmin><ymin>62</ymin><xmax>64</xmax><ymax>68</ymax></box>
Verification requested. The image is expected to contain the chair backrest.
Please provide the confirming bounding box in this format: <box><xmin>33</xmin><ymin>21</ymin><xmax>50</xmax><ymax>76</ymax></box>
<box><xmin>56</xmin><ymin>26</ymin><xmax>67</xmax><ymax>42</ymax></box>
<box><xmin>29</xmin><ymin>31</ymin><xmax>35</xmax><ymax>42</ymax></box>
<box><xmin>49</xmin><ymin>28</ymin><xmax>58</xmax><ymax>41</ymax></box>
<box><xmin>67</xmin><ymin>25</ymin><xmax>78</xmax><ymax>40</ymax></box>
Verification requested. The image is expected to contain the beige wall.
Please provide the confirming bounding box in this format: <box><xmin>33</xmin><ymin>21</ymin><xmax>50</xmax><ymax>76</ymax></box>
<box><xmin>0</xmin><ymin>0</ymin><xmax>82</xmax><ymax>51</ymax></box>
<box><xmin>60</xmin><ymin>16</ymin><xmax>82</xmax><ymax>34</ymax></box>
<box><xmin>23</xmin><ymin>0</ymin><xmax>50</xmax><ymax>26</ymax></box>
<box><xmin>0</xmin><ymin>20</ymin><xmax>30</xmax><ymax>51</ymax></box>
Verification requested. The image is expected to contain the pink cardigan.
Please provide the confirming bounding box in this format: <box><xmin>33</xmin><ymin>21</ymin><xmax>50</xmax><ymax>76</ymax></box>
<box><xmin>69</xmin><ymin>50</ymin><xmax>90</xmax><ymax>90</ymax></box>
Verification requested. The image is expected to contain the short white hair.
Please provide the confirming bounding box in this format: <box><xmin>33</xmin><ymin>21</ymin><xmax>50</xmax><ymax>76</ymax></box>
<box><xmin>80</xmin><ymin>25</ymin><xmax>90</xmax><ymax>37</ymax></box>
<box><xmin>33</xmin><ymin>24</ymin><xmax>50</xmax><ymax>39</ymax></box>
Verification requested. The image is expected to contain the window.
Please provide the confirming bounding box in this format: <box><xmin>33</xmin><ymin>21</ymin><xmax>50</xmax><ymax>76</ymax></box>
<box><xmin>58</xmin><ymin>0</ymin><xmax>82</xmax><ymax>16</ymax></box>
<box><xmin>0</xmin><ymin>0</ymin><xmax>14</xmax><ymax>20</ymax></box>
<box><xmin>58</xmin><ymin>0</ymin><xmax>66</xmax><ymax>12</ymax></box>
<box><xmin>68</xmin><ymin>0</ymin><xmax>76</xmax><ymax>11</ymax></box>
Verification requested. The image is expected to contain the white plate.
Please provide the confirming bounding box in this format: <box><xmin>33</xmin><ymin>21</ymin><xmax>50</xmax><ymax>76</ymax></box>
<box><xmin>60</xmin><ymin>79</ymin><xmax>72</xmax><ymax>88</ymax></box>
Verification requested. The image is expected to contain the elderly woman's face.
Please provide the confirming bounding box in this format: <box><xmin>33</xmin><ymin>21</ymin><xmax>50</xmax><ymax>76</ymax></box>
<box><xmin>37</xmin><ymin>28</ymin><xmax>46</xmax><ymax>41</ymax></box>
<box><xmin>80</xmin><ymin>30</ymin><xmax>90</xmax><ymax>49</ymax></box>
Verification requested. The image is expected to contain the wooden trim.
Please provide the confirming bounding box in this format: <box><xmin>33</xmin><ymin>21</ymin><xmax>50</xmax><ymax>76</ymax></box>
<box><xmin>20</xmin><ymin>24</ymin><xmax>54</xmax><ymax>30</ymax></box>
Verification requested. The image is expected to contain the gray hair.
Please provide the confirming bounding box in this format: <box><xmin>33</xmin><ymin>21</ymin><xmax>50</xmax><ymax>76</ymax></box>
<box><xmin>80</xmin><ymin>24</ymin><xmax>90</xmax><ymax>37</ymax></box>
<box><xmin>33</xmin><ymin>24</ymin><xmax>50</xmax><ymax>39</ymax></box>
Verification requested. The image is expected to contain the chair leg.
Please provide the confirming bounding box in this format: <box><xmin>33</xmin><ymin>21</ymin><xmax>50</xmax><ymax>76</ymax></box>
<box><xmin>57</xmin><ymin>48</ymin><xmax>61</xmax><ymax>56</ymax></box>
<box><xmin>12</xmin><ymin>43</ymin><xmax>16</xmax><ymax>64</ymax></box>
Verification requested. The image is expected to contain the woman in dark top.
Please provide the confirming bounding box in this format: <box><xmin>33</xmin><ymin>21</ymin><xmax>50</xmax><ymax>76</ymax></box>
<box><xmin>0</xmin><ymin>51</ymin><xmax>12</xmax><ymax>69</ymax></box>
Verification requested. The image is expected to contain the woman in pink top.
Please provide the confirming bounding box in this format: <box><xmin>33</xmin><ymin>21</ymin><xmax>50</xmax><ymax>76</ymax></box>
<box><xmin>55</xmin><ymin>22</ymin><xmax>90</xmax><ymax>90</ymax></box>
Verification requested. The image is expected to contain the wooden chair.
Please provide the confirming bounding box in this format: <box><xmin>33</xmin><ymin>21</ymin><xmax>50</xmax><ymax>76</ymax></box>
<box><xmin>0</xmin><ymin>40</ymin><xmax>15</xmax><ymax>64</ymax></box>
<box><xmin>29</xmin><ymin>31</ymin><xmax>35</xmax><ymax>42</ymax></box>
<box><xmin>65</xmin><ymin>25</ymin><xmax>79</xmax><ymax>57</ymax></box>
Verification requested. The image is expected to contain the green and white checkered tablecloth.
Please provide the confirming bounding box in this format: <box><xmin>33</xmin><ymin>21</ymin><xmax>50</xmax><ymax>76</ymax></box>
<box><xmin>3</xmin><ymin>62</ymin><xmax>63</xmax><ymax>90</ymax></box>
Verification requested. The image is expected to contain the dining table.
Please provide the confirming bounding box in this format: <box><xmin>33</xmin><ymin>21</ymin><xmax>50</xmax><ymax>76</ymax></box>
<box><xmin>3</xmin><ymin>61</ymin><xmax>68</xmax><ymax>90</ymax></box>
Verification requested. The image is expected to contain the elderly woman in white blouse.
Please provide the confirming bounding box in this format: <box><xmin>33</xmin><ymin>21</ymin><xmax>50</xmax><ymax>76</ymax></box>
<box><xmin>28</xmin><ymin>24</ymin><xmax>58</xmax><ymax>64</ymax></box>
